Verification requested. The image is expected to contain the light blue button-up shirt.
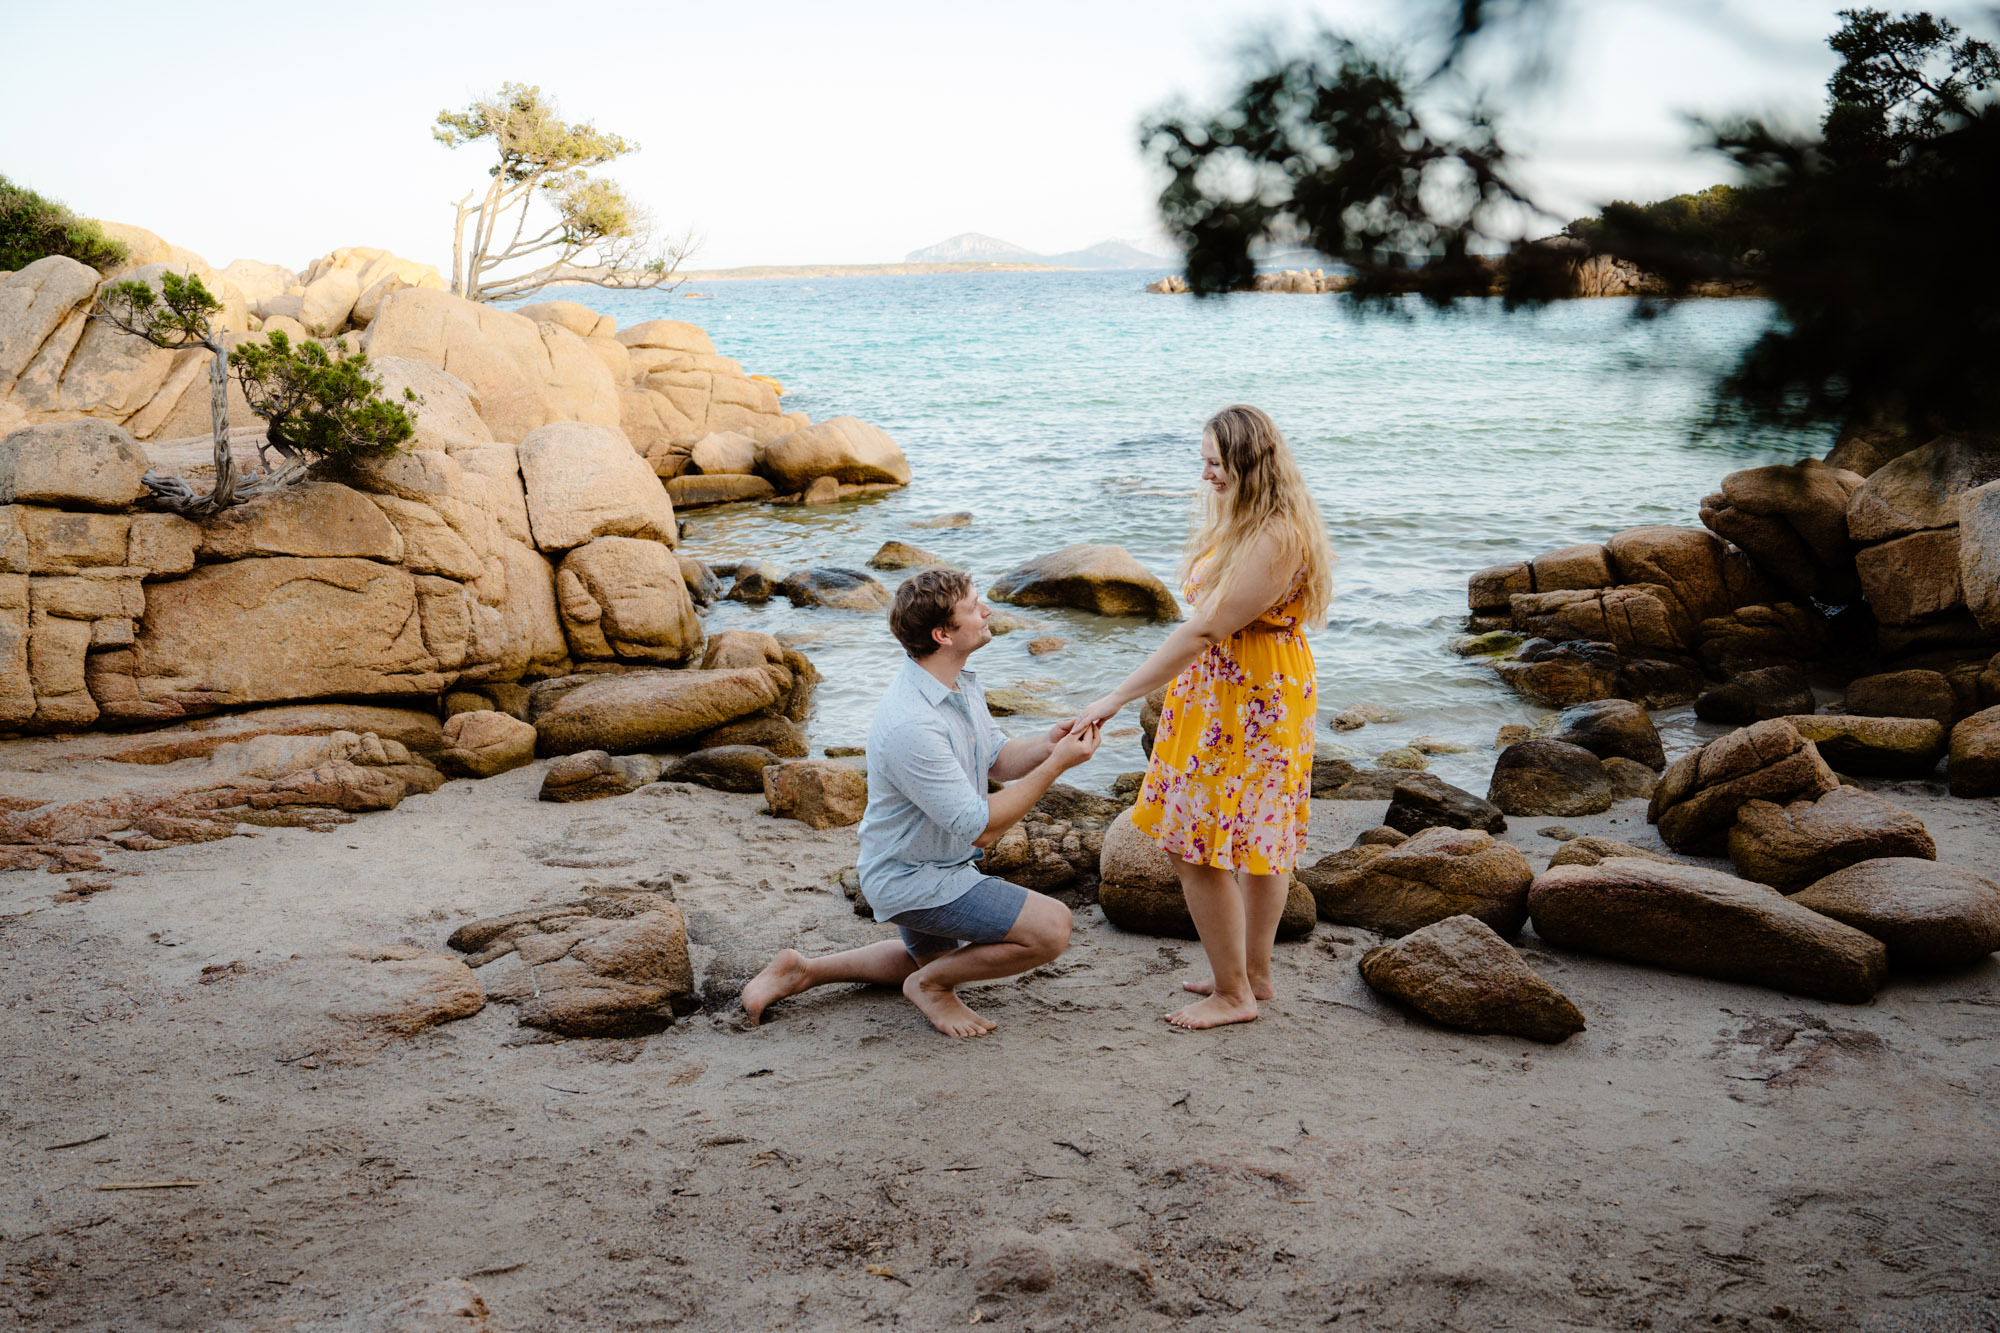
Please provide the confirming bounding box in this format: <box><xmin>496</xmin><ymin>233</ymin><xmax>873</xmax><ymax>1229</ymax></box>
<box><xmin>856</xmin><ymin>658</ymin><xmax>1008</xmax><ymax>921</ymax></box>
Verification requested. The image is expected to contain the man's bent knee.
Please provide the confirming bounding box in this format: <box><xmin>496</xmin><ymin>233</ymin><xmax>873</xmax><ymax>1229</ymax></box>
<box><xmin>1012</xmin><ymin>895</ymin><xmax>1072</xmax><ymax>960</ymax></box>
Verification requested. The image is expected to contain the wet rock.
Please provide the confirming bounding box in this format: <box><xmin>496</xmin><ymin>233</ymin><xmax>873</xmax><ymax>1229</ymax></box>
<box><xmin>533</xmin><ymin>666</ymin><xmax>789</xmax><ymax>756</ymax></box>
<box><xmin>1360</xmin><ymin>914</ymin><xmax>1586</xmax><ymax>1043</ymax></box>
<box><xmin>1527</xmin><ymin>858</ymin><xmax>1887</xmax><ymax>1002</ymax></box>
<box><xmin>989</xmin><ymin>545</ymin><xmax>1179</xmax><ymax>619</ymax></box>
<box><xmin>658</xmin><ymin>744</ymin><xmax>781</xmax><ymax>793</ymax></box>
<box><xmin>1648</xmin><ymin>719</ymin><xmax>1840</xmax><ymax>855</ymax></box>
<box><xmin>1331</xmin><ymin>702</ymin><xmax>1402</xmax><ymax>731</ymax></box>
<box><xmin>758</xmin><ymin>416</ymin><xmax>911</xmax><ymax>492</ymax></box>
<box><xmin>912</xmin><ymin>511</ymin><xmax>972</xmax><ymax>529</ymax></box>
<box><xmin>1791</xmin><ymin>859</ymin><xmax>2000</xmax><ymax>970</ymax></box>
<box><xmin>438</xmin><ymin>710</ymin><xmax>537</xmax><ymax>778</ymax></box>
<box><xmin>1947</xmin><ymin>705</ymin><xmax>2000</xmax><ymax>797</ymax></box>
<box><xmin>986</xmin><ymin>610</ymin><xmax>1037</xmax><ymax>636</ymax></box>
<box><xmin>780</xmin><ymin>566</ymin><xmax>891</xmax><ymax>610</ymax></box>
<box><xmin>1602</xmin><ymin>757</ymin><xmax>1659</xmax><ymax>800</ymax></box>
<box><xmin>1382</xmin><ymin>773</ymin><xmax>1506</xmax><ymax>836</ymax></box>
<box><xmin>1096</xmin><ymin>811</ymin><xmax>1314</xmax><ymax>939</ymax></box>
<box><xmin>694</xmin><ymin>714</ymin><xmax>806</xmax><ymax>758</ymax></box>
<box><xmin>1507</xmin><ymin>584</ymin><xmax>1690</xmax><ymax>654</ymax></box>
<box><xmin>985</xmin><ymin>688</ymin><xmax>1064</xmax><ymax>718</ymax></box>
<box><xmin>1728</xmin><ymin>787</ymin><xmax>1937</xmax><ymax>892</ymax></box>
<box><xmin>1780</xmin><ymin>714</ymin><xmax>1946</xmax><ymax>779</ymax></box>
<box><xmin>1695</xmin><ymin>665</ymin><xmax>1816</xmax><ymax>725</ymax></box>
<box><xmin>1494</xmin><ymin>724</ymin><xmax>1531</xmax><ymax>748</ymax></box>
<box><xmin>1375</xmin><ymin>746</ymin><xmax>1427</xmax><ymax>771</ymax></box>
<box><xmin>1319</xmin><ymin>768</ymin><xmax>1413</xmax><ymax>800</ymax></box>
<box><xmin>1487</xmin><ymin>740</ymin><xmax>1613</xmax><ymax>817</ymax></box>
<box><xmin>538</xmin><ymin>750</ymin><xmax>663</xmax><ymax>802</ymax></box>
<box><xmin>1297</xmin><ymin>826</ymin><xmax>1533</xmax><ymax>939</ymax></box>
<box><xmin>763</xmin><ymin>759</ymin><xmax>867</xmax><ymax>829</ymax></box>
<box><xmin>1451</xmin><ymin>630</ymin><xmax>1525</xmax><ymax>657</ymax></box>
<box><xmin>724</xmin><ymin>560</ymin><xmax>783</xmax><ymax>603</ymax></box>
<box><xmin>1493</xmin><ymin>642</ymin><xmax>1621</xmax><ymax>707</ymax></box>
<box><xmin>1543</xmin><ymin>698</ymin><xmax>1664</xmax><ymax>769</ymax></box>
<box><xmin>1844</xmin><ymin>669</ymin><xmax>1957</xmax><ymax>731</ymax></box>
<box><xmin>666</xmin><ymin>473</ymin><xmax>775</xmax><ymax>508</ymax></box>
<box><xmin>1027</xmin><ymin>636</ymin><xmax>1066</xmax><ymax>656</ymax></box>
<box><xmin>451</xmin><ymin>893</ymin><xmax>694</xmax><ymax>1036</ymax></box>
<box><xmin>1546</xmin><ymin>836</ymin><xmax>1677</xmax><ymax>869</ymax></box>
<box><xmin>676</xmin><ymin>555</ymin><xmax>724</xmax><ymax>607</ymax></box>
<box><xmin>867</xmin><ymin>540</ymin><xmax>943</xmax><ymax>570</ymax></box>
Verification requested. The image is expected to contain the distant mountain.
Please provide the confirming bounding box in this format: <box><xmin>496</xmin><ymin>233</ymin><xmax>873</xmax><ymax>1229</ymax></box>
<box><xmin>905</xmin><ymin>233</ymin><xmax>1040</xmax><ymax>263</ymax></box>
<box><xmin>905</xmin><ymin>233</ymin><xmax>1171</xmax><ymax>269</ymax></box>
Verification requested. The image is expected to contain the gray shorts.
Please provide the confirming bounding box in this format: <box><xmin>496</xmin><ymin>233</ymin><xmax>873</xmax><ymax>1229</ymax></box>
<box><xmin>889</xmin><ymin>876</ymin><xmax>1029</xmax><ymax>958</ymax></box>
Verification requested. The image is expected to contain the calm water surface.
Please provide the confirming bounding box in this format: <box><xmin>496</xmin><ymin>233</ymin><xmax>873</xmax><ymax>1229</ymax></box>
<box><xmin>540</xmin><ymin>273</ymin><xmax>1828</xmax><ymax>789</ymax></box>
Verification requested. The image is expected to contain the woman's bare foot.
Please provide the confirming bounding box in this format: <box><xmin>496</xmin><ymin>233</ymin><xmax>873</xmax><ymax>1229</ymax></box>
<box><xmin>1182</xmin><ymin>975</ymin><xmax>1275</xmax><ymax>1001</ymax></box>
<box><xmin>903</xmin><ymin>974</ymin><xmax>995</xmax><ymax>1038</ymax></box>
<box><xmin>741</xmin><ymin>949</ymin><xmax>812</xmax><ymax>1026</ymax></box>
<box><xmin>1165</xmin><ymin>993</ymin><xmax>1260</xmax><ymax>1029</ymax></box>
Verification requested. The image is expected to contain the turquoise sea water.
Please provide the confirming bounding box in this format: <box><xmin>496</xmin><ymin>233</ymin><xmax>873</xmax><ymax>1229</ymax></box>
<box><xmin>541</xmin><ymin>272</ymin><xmax>1829</xmax><ymax>789</ymax></box>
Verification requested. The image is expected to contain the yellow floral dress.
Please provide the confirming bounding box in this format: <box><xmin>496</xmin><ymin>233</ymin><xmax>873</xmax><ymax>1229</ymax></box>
<box><xmin>1130</xmin><ymin>556</ymin><xmax>1316</xmax><ymax>874</ymax></box>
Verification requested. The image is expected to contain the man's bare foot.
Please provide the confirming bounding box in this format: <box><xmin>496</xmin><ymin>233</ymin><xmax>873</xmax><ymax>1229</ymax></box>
<box><xmin>1165</xmin><ymin>993</ymin><xmax>1259</xmax><ymax>1029</ymax></box>
<box><xmin>1182</xmin><ymin>975</ymin><xmax>1275</xmax><ymax>1001</ymax></box>
<box><xmin>741</xmin><ymin>949</ymin><xmax>812</xmax><ymax>1026</ymax></box>
<box><xmin>903</xmin><ymin>974</ymin><xmax>995</xmax><ymax>1038</ymax></box>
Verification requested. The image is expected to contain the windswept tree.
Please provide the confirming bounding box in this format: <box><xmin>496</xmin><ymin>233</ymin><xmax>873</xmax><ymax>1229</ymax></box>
<box><xmin>434</xmin><ymin>82</ymin><xmax>691</xmax><ymax>302</ymax></box>
<box><xmin>1145</xmin><ymin>4</ymin><xmax>2000</xmax><ymax>430</ymax></box>
<box><xmin>92</xmin><ymin>272</ymin><xmax>416</xmax><ymax>514</ymax></box>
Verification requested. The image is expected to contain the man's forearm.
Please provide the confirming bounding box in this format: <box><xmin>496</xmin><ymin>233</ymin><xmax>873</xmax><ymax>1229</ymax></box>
<box><xmin>987</xmin><ymin>734</ymin><xmax>1056</xmax><ymax>783</ymax></box>
<box><xmin>973</xmin><ymin>754</ymin><xmax>1069</xmax><ymax>848</ymax></box>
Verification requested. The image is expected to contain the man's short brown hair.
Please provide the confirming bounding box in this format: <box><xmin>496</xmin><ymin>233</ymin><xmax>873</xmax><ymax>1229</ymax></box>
<box><xmin>889</xmin><ymin>567</ymin><xmax>973</xmax><ymax>659</ymax></box>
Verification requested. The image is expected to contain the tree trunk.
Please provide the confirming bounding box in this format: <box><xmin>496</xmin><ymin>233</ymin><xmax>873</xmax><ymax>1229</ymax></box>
<box><xmin>205</xmin><ymin>339</ymin><xmax>235</xmax><ymax>510</ymax></box>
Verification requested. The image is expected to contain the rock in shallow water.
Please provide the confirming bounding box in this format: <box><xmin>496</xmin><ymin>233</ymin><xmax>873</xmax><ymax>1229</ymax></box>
<box><xmin>1527</xmin><ymin>858</ymin><xmax>1887</xmax><ymax>1002</ymax></box>
<box><xmin>780</xmin><ymin>566</ymin><xmax>890</xmax><ymax>610</ymax></box>
<box><xmin>1360</xmin><ymin>914</ymin><xmax>1585</xmax><ymax>1043</ymax></box>
<box><xmin>1382</xmin><ymin>773</ymin><xmax>1506</xmax><ymax>836</ymax></box>
<box><xmin>1487</xmin><ymin>739</ymin><xmax>1613</xmax><ymax>817</ymax></box>
<box><xmin>1543</xmin><ymin>698</ymin><xmax>1664</xmax><ymax>770</ymax></box>
<box><xmin>988</xmin><ymin>545</ymin><xmax>1179</xmax><ymax>620</ymax></box>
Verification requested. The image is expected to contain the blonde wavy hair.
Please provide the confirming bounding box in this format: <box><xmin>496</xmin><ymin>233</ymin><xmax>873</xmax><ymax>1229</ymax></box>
<box><xmin>1181</xmin><ymin>404</ymin><xmax>1336</xmax><ymax>627</ymax></box>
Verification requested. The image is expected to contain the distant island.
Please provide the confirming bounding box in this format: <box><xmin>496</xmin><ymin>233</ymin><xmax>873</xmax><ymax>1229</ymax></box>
<box><xmin>905</xmin><ymin>233</ymin><xmax>1174</xmax><ymax>270</ymax></box>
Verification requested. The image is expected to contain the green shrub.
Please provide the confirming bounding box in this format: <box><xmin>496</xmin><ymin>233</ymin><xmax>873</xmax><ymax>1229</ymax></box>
<box><xmin>0</xmin><ymin>174</ymin><xmax>129</xmax><ymax>273</ymax></box>
<box><xmin>230</xmin><ymin>331</ymin><xmax>417</xmax><ymax>463</ymax></box>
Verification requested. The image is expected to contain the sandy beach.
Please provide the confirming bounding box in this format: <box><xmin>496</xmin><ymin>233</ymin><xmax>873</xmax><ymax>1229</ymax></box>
<box><xmin>3</xmin><ymin>755</ymin><xmax>1994</xmax><ymax>1332</ymax></box>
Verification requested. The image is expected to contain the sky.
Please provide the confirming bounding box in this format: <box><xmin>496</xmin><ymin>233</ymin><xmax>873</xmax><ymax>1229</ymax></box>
<box><xmin>3</xmin><ymin>0</ymin><xmax>1988</xmax><ymax>275</ymax></box>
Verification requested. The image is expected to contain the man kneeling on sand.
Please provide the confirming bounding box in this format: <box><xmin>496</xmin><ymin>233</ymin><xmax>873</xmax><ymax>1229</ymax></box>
<box><xmin>742</xmin><ymin>568</ymin><xmax>1101</xmax><ymax>1037</ymax></box>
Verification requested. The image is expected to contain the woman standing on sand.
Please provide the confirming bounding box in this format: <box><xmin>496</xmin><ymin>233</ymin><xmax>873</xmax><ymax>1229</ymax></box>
<box><xmin>1073</xmin><ymin>404</ymin><xmax>1335</xmax><ymax>1029</ymax></box>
